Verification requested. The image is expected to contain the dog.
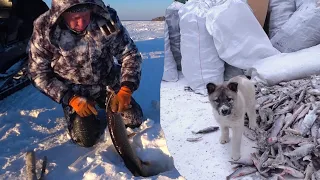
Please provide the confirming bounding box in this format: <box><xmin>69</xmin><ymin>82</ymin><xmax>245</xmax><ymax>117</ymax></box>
<box><xmin>206</xmin><ymin>75</ymin><xmax>257</xmax><ymax>161</ymax></box>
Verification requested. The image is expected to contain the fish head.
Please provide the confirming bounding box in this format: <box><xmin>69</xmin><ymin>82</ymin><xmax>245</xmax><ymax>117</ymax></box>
<box><xmin>206</xmin><ymin>82</ymin><xmax>238</xmax><ymax>117</ymax></box>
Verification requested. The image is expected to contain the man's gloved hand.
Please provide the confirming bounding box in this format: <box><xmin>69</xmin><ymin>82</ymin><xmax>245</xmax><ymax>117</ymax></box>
<box><xmin>110</xmin><ymin>86</ymin><xmax>132</xmax><ymax>112</ymax></box>
<box><xmin>69</xmin><ymin>96</ymin><xmax>98</xmax><ymax>117</ymax></box>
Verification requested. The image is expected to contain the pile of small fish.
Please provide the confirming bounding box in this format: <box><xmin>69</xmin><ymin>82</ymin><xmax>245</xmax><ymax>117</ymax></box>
<box><xmin>227</xmin><ymin>75</ymin><xmax>320</xmax><ymax>180</ymax></box>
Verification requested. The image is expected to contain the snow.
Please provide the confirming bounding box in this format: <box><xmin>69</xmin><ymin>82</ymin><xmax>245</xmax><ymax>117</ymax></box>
<box><xmin>122</xmin><ymin>21</ymin><xmax>165</xmax><ymax>42</ymax></box>
<box><xmin>0</xmin><ymin>21</ymin><xmax>184</xmax><ymax>180</ymax></box>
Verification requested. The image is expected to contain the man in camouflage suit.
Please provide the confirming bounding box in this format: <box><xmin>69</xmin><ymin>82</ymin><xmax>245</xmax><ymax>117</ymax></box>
<box><xmin>28</xmin><ymin>0</ymin><xmax>144</xmax><ymax>147</ymax></box>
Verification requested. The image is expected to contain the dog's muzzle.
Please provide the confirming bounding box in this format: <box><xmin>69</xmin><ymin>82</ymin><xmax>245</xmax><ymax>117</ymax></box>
<box><xmin>219</xmin><ymin>105</ymin><xmax>231</xmax><ymax>116</ymax></box>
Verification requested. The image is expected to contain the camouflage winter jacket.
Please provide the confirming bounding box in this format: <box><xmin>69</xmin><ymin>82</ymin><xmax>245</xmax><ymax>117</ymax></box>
<box><xmin>28</xmin><ymin>0</ymin><xmax>142</xmax><ymax>104</ymax></box>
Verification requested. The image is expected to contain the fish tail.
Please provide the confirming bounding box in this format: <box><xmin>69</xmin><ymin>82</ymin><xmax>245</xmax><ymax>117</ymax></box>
<box><xmin>139</xmin><ymin>159</ymin><xmax>154</xmax><ymax>177</ymax></box>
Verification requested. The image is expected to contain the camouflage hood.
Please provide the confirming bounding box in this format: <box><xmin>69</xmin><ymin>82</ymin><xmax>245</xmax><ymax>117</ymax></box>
<box><xmin>48</xmin><ymin>0</ymin><xmax>111</xmax><ymax>28</ymax></box>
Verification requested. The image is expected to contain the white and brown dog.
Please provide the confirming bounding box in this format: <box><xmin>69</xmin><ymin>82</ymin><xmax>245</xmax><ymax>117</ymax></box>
<box><xmin>206</xmin><ymin>76</ymin><xmax>257</xmax><ymax>160</ymax></box>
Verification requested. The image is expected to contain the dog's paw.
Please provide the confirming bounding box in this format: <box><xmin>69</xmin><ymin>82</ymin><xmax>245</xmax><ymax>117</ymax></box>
<box><xmin>220</xmin><ymin>136</ymin><xmax>230</xmax><ymax>144</ymax></box>
<box><xmin>231</xmin><ymin>153</ymin><xmax>241</xmax><ymax>161</ymax></box>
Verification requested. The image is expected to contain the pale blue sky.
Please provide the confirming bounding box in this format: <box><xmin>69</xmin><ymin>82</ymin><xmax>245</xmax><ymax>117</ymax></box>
<box><xmin>43</xmin><ymin>0</ymin><xmax>173</xmax><ymax>20</ymax></box>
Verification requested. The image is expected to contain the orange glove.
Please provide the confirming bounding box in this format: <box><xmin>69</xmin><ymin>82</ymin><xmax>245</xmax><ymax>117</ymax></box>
<box><xmin>111</xmin><ymin>86</ymin><xmax>132</xmax><ymax>112</ymax></box>
<box><xmin>69</xmin><ymin>96</ymin><xmax>98</xmax><ymax>117</ymax></box>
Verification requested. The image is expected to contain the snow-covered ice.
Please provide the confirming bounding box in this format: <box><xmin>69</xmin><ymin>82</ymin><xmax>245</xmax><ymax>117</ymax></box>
<box><xmin>0</xmin><ymin>21</ymin><xmax>184</xmax><ymax>180</ymax></box>
<box><xmin>122</xmin><ymin>21</ymin><xmax>165</xmax><ymax>42</ymax></box>
<box><xmin>123</xmin><ymin>21</ymin><xmax>165</xmax><ymax>62</ymax></box>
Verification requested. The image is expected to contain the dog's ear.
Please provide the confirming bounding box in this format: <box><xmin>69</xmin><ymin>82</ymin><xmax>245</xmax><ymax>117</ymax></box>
<box><xmin>206</xmin><ymin>83</ymin><xmax>216</xmax><ymax>94</ymax></box>
<box><xmin>227</xmin><ymin>82</ymin><xmax>238</xmax><ymax>92</ymax></box>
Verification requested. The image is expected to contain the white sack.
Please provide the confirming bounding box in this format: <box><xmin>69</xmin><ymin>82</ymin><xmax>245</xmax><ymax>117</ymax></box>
<box><xmin>250</xmin><ymin>44</ymin><xmax>320</xmax><ymax>86</ymax></box>
<box><xmin>163</xmin><ymin>22</ymin><xmax>179</xmax><ymax>82</ymax></box>
<box><xmin>179</xmin><ymin>0</ymin><xmax>225</xmax><ymax>95</ymax></box>
<box><xmin>162</xmin><ymin>2</ymin><xmax>185</xmax><ymax>82</ymax></box>
<box><xmin>166</xmin><ymin>1</ymin><xmax>184</xmax><ymax>69</ymax></box>
<box><xmin>268</xmin><ymin>0</ymin><xmax>296</xmax><ymax>38</ymax></box>
<box><xmin>295</xmin><ymin>0</ymin><xmax>303</xmax><ymax>9</ymax></box>
<box><xmin>206</xmin><ymin>0</ymin><xmax>280</xmax><ymax>70</ymax></box>
<box><xmin>295</xmin><ymin>0</ymin><xmax>314</xmax><ymax>9</ymax></box>
<box><xmin>271</xmin><ymin>1</ymin><xmax>320</xmax><ymax>53</ymax></box>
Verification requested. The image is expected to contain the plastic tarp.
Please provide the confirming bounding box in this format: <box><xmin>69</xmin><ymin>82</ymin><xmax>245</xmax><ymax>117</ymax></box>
<box><xmin>268</xmin><ymin>0</ymin><xmax>296</xmax><ymax>39</ymax></box>
<box><xmin>295</xmin><ymin>0</ymin><xmax>314</xmax><ymax>9</ymax></box>
<box><xmin>206</xmin><ymin>0</ymin><xmax>280</xmax><ymax>70</ymax></box>
<box><xmin>270</xmin><ymin>1</ymin><xmax>320</xmax><ymax>53</ymax></box>
<box><xmin>249</xmin><ymin>44</ymin><xmax>320</xmax><ymax>86</ymax></box>
<box><xmin>162</xmin><ymin>1</ymin><xmax>185</xmax><ymax>82</ymax></box>
<box><xmin>295</xmin><ymin>0</ymin><xmax>304</xmax><ymax>9</ymax></box>
<box><xmin>179</xmin><ymin>0</ymin><xmax>225</xmax><ymax>95</ymax></box>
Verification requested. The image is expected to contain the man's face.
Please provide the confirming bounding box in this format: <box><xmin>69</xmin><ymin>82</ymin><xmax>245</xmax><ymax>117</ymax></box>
<box><xmin>62</xmin><ymin>11</ymin><xmax>91</xmax><ymax>32</ymax></box>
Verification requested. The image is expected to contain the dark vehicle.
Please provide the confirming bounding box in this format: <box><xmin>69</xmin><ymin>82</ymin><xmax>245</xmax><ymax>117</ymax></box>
<box><xmin>0</xmin><ymin>0</ymin><xmax>49</xmax><ymax>100</ymax></box>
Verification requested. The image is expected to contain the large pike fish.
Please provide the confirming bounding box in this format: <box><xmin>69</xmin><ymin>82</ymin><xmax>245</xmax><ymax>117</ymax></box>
<box><xmin>106</xmin><ymin>87</ymin><xmax>149</xmax><ymax>177</ymax></box>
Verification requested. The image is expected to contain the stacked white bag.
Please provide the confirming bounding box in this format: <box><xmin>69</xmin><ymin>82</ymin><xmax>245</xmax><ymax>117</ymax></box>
<box><xmin>268</xmin><ymin>0</ymin><xmax>296</xmax><ymax>39</ymax></box>
<box><xmin>295</xmin><ymin>0</ymin><xmax>304</xmax><ymax>8</ymax></box>
<box><xmin>270</xmin><ymin>0</ymin><xmax>320</xmax><ymax>53</ymax></box>
<box><xmin>179</xmin><ymin>0</ymin><xmax>225</xmax><ymax>95</ymax></box>
<box><xmin>205</xmin><ymin>0</ymin><xmax>280</xmax><ymax>70</ymax></box>
<box><xmin>295</xmin><ymin>0</ymin><xmax>315</xmax><ymax>8</ymax></box>
<box><xmin>162</xmin><ymin>1</ymin><xmax>185</xmax><ymax>82</ymax></box>
<box><xmin>250</xmin><ymin>44</ymin><xmax>320</xmax><ymax>86</ymax></box>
